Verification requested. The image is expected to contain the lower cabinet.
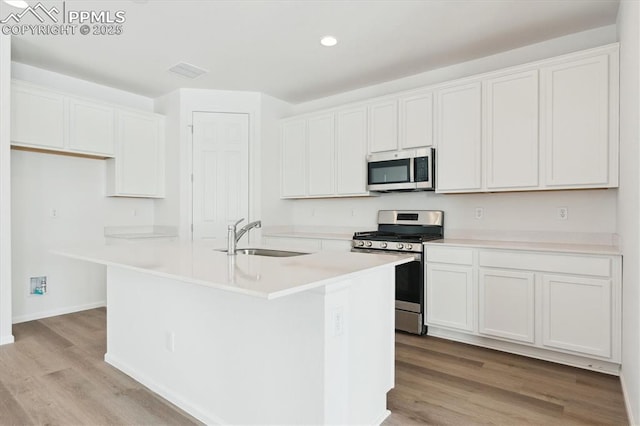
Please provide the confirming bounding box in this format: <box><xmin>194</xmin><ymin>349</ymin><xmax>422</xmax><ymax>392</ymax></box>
<box><xmin>425</xmin><ymin>245</ymin><xmax>621</xmax><ymax>370</ymax></box>
<box><xmin>426</xmin><ymin>264</ymin><xmax>474</xmax><ymax>332</ymax></box>
<box><xmin>542</xmin><ymin>274</ymin><xmax>612</xmax><ymax>358</ymax></box>
<box><xmin>479</xmin><ymin>269</ymin><xmax>535</xmax><ymax>344</ymax></box>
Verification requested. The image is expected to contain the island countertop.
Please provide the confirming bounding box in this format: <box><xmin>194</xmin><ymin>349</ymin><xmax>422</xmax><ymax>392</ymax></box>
<box><xmin>54</xmin><ymin>241</ymin><xmax>411</xmax><ymax>300</ymax></box>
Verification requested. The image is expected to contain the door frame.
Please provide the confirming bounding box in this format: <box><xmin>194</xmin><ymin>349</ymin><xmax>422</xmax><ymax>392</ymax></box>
<box><xmin>185</xmin><ymin>109</ymin><xmax>261</xmax><ymax>244</ymax></box>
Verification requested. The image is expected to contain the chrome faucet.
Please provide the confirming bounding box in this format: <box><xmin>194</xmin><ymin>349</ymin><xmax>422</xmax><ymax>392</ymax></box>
<box><xmin>227</xmin><ymin>218</ymin><xmax>262</xmax><ymax>255</ymax></box>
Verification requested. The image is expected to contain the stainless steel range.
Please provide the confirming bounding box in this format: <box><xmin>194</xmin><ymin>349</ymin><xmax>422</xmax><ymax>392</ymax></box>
<box><xmin>351</xmin><ymin>210</ymin><xmax>444</xmax><ymax>335</ymax></box>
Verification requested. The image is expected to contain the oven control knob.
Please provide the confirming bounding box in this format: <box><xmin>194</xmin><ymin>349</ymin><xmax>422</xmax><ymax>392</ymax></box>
<box><xmin>365</xmin><ymin>241</ymin><xmax>373</xmax><ymax>247</ymax></box>
<box><xmin>357</xmin><ymin>241</ymin><xmax>364</xmax><ymax>247</ymax></box>
<box><xmin>380</xmin><ymin>242</ymin><xmax>387</xmax><ymax>249</ymax></box>
<box><xmin>406</xmin><ymin>244</ymin><xmax>413</xmax><ymax>250</ymax></box>
<box><xmin>396</xmin><ymin>243</ymin><xmax>404</xmax><ymax>249</ymax></box>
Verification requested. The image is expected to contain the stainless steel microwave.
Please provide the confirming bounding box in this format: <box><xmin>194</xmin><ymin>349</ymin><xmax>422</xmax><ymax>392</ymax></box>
<box><xmin>366</xmin><ymin>148</ymin><xmax>435</xmax><ymax>192</ymax></box>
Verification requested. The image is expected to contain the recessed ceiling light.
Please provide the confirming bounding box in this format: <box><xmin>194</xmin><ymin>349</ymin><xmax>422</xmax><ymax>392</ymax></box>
<box><xmin>320</xmin><ymin>36</ymin><xmax>338</xmax><ymax>47</ymax></box>
<box><xmin>3</xmin><ymin>0</ymin><xmax>29</xmax><ymax>8</ymax></box>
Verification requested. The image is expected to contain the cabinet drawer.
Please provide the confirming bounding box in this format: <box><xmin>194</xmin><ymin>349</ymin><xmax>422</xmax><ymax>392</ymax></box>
<box><xmin>479</xmin><ymin>251</ymin><xmax>611</xmax><ymax>277</ymax></box>
<box><xmin>426</xmin><ymin>247</ymin><xmax>473</xmax><ymax>265</ymax></box>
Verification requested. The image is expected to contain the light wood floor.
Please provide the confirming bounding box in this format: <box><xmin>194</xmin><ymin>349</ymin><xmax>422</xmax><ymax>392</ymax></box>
<box><xmin>0</xmin><ymin>309</ymin><xmax>629</xmax><ymax>425</ymax></box>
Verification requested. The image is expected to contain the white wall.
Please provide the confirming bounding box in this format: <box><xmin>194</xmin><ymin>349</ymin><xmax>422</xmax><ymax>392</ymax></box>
<box><xmin>281</xmin><ymin>26</ymin><xmax>619</xmax><ymax>244</ymax></box>
<box><xmin>617</xmin><ymin>1</ymin><xmax>640</xmax><ymax>424</ymax></box>
<box><xmin>153</xmin><ymin>88</ymin><xmax>265</xmax><ymax>242</ymax></box>
<box><xmin>260</xmin><ymin>93</ymin><xmax>294</xmax><ymax>227</ymax></box>
<box><xmin>10</xmin><ymin>64</ymin><xmax>156</xmax><ymax>323</ymax></box>
<box><xmin>293</xmin><ymin>25</ymin><xmax>617</xmax><ymax>115</ymax></box>
<box><xmin>0</xmin><ymin>34</ymin><xmax>13</xmax><ymax>345</ymax></box>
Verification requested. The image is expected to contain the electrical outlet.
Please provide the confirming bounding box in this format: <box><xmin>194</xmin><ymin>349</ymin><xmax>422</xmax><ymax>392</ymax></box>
<box><xmin>475</xmin><ymin>207</ymin><xmax>484</xmax><ymax>220</ymax></box>
<box><xmin>557</xmin><ymin>207</ymin><xmax>568</xmax><ymax>221</ymax></box>
<box><xmin>166</xmin><ymin>331</ymin><xmax>175</xmax><ymax>352</ymax></box>
<box><xmin>50</xmin><ymin>208</ymin><xmax>57</xmax><ymax>218</ymax></box>
<box><xmin>332</xmin><ymin>307</ymin><xmax>344</xmax><ymax>337</ymax></box>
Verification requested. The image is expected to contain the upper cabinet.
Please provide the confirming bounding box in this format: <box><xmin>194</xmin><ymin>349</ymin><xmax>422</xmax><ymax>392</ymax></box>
<box><xmin>280</xmin><ymin>107</ymin><xmax>369</xmax><ymax>199</ymax></box>
<box><xmin>485</xmin><ymin>70</ymin><xmax>539</xmax><ymax>190</ymax></box>
<box><xmin>399</xmin><ymin>90</ymin><xmax>433</xmax><ymax>150</ymax></box>
<box><xmin>434</xmin><ymin>44</ymin><xmax>618</xmax><ymax>194</ymax></box>
<box><xmin>11</xmin><ymin>80</ymin><xmax>166</xmax><ymax>198</ymax></box>
<box><xmin>368</xmin><ymin>90</ymin><xmax>434</xmax><ymax>154</ymax></box>
<box><xmin>435</xmin><ymin>82</ymin><xmax>483</xmax><ymax>192</ymax></box>
<box><xmin>67</xmin><ymin>98</ymin><xmax>115</xmax><ymax>156</ymax></box>
<box><xmin>279</xmin><ymin>43</ymin><xmax>619</xmax><ymax>196</ymax></box>
<box><xmin>368</xmin><ymin>99</ymin><xmax>398</xmax><ymax>153</ymax></box>
<box><xmin>11</xmin><ymin>82</ymin><xmax>66</xmax><ymax>150</ymax></box>
<box><xmin>336</xmin><ymin>106</ymin><xmax>368</xmax><ymax>195</ymax></box>
<box><xmin>106</xmin><ymin>110</ymin><xmax>165</xmax><ymax>198</ymax></box>
<box><xmin>11</xmin><ymin>80</ymin><xmax>115</xmax><ymax>156</ymax></box>
<box><xmin>542</xmin><ymin>53</ymin><xmax>618</xmax><ymax>188</ymax></box>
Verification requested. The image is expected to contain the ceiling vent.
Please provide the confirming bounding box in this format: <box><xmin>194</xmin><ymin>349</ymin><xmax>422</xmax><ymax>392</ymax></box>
<box><xmin>168</xmin><ymin>62</ymin><xmax>208</xmax><ymax>79</ymax></box>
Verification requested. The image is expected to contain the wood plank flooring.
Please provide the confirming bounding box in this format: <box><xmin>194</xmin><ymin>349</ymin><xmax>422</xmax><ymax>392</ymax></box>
<box><xmin>384</xmin><ymin>332</ymin><xmax>628</xmax><ymax>425</ymax></box>
<box><xmin>0</xmin><ymin>308</ymin><xmax>629</xmax><ymax>425</ymax></box>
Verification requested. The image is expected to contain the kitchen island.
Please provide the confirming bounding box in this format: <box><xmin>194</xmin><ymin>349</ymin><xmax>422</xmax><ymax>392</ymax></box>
<box><xmin>55</xmin><ymin>241</ymin><xmax>410</xmax><ymax>425</ymax></box>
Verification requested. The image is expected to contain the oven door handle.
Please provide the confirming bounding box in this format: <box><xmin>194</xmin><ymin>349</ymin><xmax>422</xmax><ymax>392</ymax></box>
<box><xmin>351</xmin><ymin>248</ymin><xmax>422</xmax><ymax>262</ymax></box>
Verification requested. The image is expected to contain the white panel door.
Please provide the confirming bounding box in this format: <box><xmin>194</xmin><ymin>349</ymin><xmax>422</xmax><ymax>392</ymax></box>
<box><xmin>68</xmin><ymin>98</ymin><xmax>115</xmax><ymax>156</ymax></box>
<box><xmin>485</xmin><ymin>70</ymin><xmax>539</xmax><ymax>190</ymax></box>
<box><xmin>435</xmin><ymin>82</ymin><xmax>482</xmax><ymax>192</ymax></box>
<box><xmin>399</xmin><ymin>91</ymin><xmax>433</xmax><ymax>149</ymax></box>
<box><xmin>192</xmin><ymin>112</ymin><xmax>249</xmax><ymax>242</ymax></box>
<box><xmin>479</xmin><ymin>269</ymin><xmax>535</xmax><ymax>343</ymax></box>
<box><xmin>116</xmin><ymin>110</ymin><xmax>164</xmax><ymax>197</ymax></box>
<box><xmin>307</xmin><ymin>114</ymin><xmax>335</xmax><ymax>196</ymax></box>
<box><xmin>368</xmin><ymin>100</ymin><xmax>398</xmax><ymax>153</ymax></box>
<box><xmin>542</xmin><ymin>274</ymin><xmax>612</xmax><ymax>358</ymax></box>
<box><xmin>336</xmin><ymin>106</ymin><xmax>368</xmax><ymax>195</ymax></box>
<box><xmin>426</xmin><ymin>263</ymin><xmax>474</xmax><ymax>332</ymax></box>
<box><xmin>280</xmin><ymin>119</ymin><xmax>307</xmax><ymax>198</ymax></box>
<box><xmin>11</xmin><ymin>83</ymin><xmax>65</xmax><ymax>149</ymax></box>
<box><xmin>542</xmin><ymin>54</ymin><xmax>610</xmax><ymax>187</ymax></box>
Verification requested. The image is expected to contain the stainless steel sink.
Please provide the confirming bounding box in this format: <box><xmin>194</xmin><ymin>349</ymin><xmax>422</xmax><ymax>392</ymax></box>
<box><xmin>216</xmin><ymin>248</ymin><xmax>309</xmax><ymax>257</ymax></box>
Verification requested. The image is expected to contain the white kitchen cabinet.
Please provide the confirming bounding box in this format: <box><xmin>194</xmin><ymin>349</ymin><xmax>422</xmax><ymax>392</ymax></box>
<box><xmin>479</xmin><ymin>268</ymin><xmax>535</xmax><ymax>343</ymax></box>
<box><xmin>399</xmin><ymin>90</ymin><xmax>433</xmax><ymax>149</ymax></box>
<box><xmin>280</xmin><ymin>111</ymin><xmax>370</xmax><ymax>199</ymax></box>
<box><xmin>484</xmin><ymin>70</ymin><xmax>539</xmax><ymax>190</ymax></box>
<box><xmin>307</xmin><ymin>114</ymin><xmax>335</xmax><ymax>196</ymax></box>
<box><xmin>68</xmin><ymin>97</ymin><xmax>115</xmax><ymax>156</ymax></box>
<box><xmin>280</xmin><ymin>119</ymin><xmax>307</xmax><ymax>198</ymax></box>
<box><xmin>336</xmin><ymin>106</ymin><xmax>368</xmax><ymax>195</ymax></box>
<box><xmin>542</xmin><ymin>53</ymin><xmax>618</xmax><ymax>188</ymax></box>
<box><xmin>435</xmin><ymin>82</ymin><xmax>482</xmax><ymax>192</ymax></box>
<box><xmin>11</xmin><ymin>82</ymin><xmax>65</xmax><ymax>150</ymax></box>
<box><xmin>426</xmin><ymin>263</ymin><xmax>475</xmax><ymax>332</ymax></box>
<box><xmin>426</xmin><ymin>243</ymin><xmax>621</xmax><ymax>371</ymax></box>
<box><xmin>106</xmin><ymin>110</ymin><xmax>165</xmax><ymax>198</ymax></box>
<box><xmin>542</xmin><ymin>274</ymin><xmax>612</xmax><ymax>358</ymax></box>
<box><xmin>368</xmin><ymin>99</ymin><xmax>398</xmax><ymax>153</ymax></box>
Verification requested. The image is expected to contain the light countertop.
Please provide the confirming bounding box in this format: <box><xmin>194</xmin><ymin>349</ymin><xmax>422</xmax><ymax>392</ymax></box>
<box><xmin>425</xmin><ymin>238</ymin><xmax>621</xmax><ymax>256</ymax></box>
<box><xmin>54</xmin><ymin>241</ymin><xmax>412</xmax><ymax>299</ymax></box>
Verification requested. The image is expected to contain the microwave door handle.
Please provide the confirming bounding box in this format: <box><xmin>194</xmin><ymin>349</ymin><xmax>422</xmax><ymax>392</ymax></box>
<box><xmin>409</xmin><ymin>156</ymin><xmax>415</xmax><ymax>183</ymax></box>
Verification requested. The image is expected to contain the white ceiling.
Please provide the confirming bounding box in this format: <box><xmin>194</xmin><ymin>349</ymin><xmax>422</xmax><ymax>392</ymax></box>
<box><xmin>4</xmin><ymin>0</ymin><xmax>620</xmax><ymax>103</ymax></box>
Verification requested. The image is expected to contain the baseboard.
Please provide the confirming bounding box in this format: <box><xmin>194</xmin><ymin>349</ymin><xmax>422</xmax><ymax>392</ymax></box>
<box><xmin>620</xmin><ymin>372</ymin><xmax>637</xmax><ymax>426</ymax></box>
<box><xmin>12</xmin><ymin>301</ymin><xmax>106</xmax><ymax>324</ymax></box>
<box><xmin>104</xmin><ymin>353</ymin><xmax>225</xmax><ymax>425</ymax></box>
<box><xmin>0</xmin><ymin>334</ymin><xmax>14</xmax><ymax>345</ymax></box>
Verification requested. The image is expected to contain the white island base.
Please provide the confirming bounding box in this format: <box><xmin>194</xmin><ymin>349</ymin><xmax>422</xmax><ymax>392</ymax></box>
<box><xmin>104</xmin><ymin>264</ymin><xmax>395</xmax><ymax>425</ymax></box>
